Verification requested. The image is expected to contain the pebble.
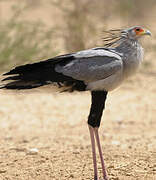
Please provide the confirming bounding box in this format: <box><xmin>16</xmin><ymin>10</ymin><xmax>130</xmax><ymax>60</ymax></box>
<box><xmin>26</xmin><ymin>148</ymin><xmax>39</xmax><ymax>155</ymax></box>
<box><xmin>111</xmin><ymin>140</ymin><xmax>120</xmax><ymax>146</ymax></box>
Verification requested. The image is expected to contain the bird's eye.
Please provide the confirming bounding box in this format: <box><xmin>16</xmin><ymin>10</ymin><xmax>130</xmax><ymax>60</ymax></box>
<box><xmin>135</xmin><ymin>28</ymin><xmax>140</xmax><ymax>32</ymax></box>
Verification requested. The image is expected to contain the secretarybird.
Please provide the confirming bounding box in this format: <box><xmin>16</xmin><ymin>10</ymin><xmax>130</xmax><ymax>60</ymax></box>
<box><xmin>0</xmin><ymin>26</ymin><xmax>151</xmax><ymax>180</ymax></box>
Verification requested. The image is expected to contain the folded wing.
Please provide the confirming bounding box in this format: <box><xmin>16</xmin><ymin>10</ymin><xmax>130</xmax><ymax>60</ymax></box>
<box><xmin>55</xmin><ymin>48</ymin><xmax>123</xmax><ymax>83</ymax></box>
<box><xmin>1</xmin><ymin>48</ymin><xmax>123</xmax><ymax>92</ymax></box>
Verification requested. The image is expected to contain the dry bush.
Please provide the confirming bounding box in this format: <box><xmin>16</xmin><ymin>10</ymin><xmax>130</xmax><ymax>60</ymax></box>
<box><xmin>0</xmin><ymin>0</ymin><xmax>155</xmax><ymax>72</ymax></box>
<box><xmin>0</xmin><ymin>5</ymin><xmax>57</xmax><ymax>71</ymax></box>
<box><xmin>51</xmin><ymin>0</ymin><xmax>155</xmax><ymax>52</ymax></box>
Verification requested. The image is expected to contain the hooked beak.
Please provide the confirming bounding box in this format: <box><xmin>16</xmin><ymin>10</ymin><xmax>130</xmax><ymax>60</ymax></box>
<box><xmin>143</xmin><ymin>29</ymin><xmax>152</xmax><ymax>36</ymax></box>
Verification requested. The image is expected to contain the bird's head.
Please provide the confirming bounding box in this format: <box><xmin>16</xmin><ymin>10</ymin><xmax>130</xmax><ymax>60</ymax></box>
<box><xmin>103</xmin><ymin>26</ymin><xmax>151</xmax><ymax>47</ymax></box>
<box><xmin>121</xmin><ymin>26</ymin><xmax>151</xmax><ymax>40</ymax></box>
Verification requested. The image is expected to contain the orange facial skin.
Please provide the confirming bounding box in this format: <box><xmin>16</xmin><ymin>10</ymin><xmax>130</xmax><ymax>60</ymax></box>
<box><xmin>134</xmin><ymin>27</ymin><xmax>146</xmax><ymax>36</ymax></box>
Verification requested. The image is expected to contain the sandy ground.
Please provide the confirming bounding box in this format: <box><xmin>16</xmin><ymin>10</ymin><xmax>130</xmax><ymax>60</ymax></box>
<box><xmin>0</xmin><ymin>73</ymin><xmax>155</xmax><ymax>180</ymax></box>
<box><xmin>0</xmin><ymin>1</ymin><xmax>156</xmax><ymax>180</ymax></box>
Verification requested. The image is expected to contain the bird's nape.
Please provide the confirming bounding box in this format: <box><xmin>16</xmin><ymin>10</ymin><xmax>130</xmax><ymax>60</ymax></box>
<box><xmin>102</xmin><ymin>26</ymin><xmax>151</xmax><ymax>47</ymax></box>
<box><xmin>102</xmin><ymin>29</ymin><xmax>124</xmax><ymax>47</ymax></box>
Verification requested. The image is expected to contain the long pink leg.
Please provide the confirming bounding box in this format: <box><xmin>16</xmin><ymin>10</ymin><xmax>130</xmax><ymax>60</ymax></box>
<box><xmin>88</xmin><ymin>125</ymin><xmax>98</xmax><ymax>180</ymax></box>
<box><xmin>94</xmin><ymin>128</ymin><xmax>108</xmax><ymax>180</ymax></box>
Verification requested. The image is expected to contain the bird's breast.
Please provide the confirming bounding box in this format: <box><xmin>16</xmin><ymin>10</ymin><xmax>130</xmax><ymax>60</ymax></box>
<box><xmin>122</xmin><ymin>45</ymin><xmax>144</xmax><ymax>80</ymax></box>
<box><xmin>86</xmin><ymin>70</ymin><xmax>123</xmax><ymax>91</ymax></box>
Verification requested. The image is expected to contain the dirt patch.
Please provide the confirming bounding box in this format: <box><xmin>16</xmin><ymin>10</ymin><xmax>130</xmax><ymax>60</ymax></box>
<box><xmin>0</xmin><ymin>73</ymin><xmax>155</xmax><ymax>180</ymax></box>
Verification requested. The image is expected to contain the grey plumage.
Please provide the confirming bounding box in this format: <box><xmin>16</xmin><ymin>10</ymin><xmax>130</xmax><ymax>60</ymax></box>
<box><xmin>55</xmin><ymin>27</ymin><xmax>145</xmax><ymax>91</ymax></box>
<box><xmin>0</xmin><ymin>26</ymin><xmax>151</xmax><ymax>180</ymax></box>
<box><xmin>0</xmin><ymin>26</ymin><xmax>150</xmax><ymax>92</ymax></box>
<box><xmin>55</xmin><ymin>49</ymin><xmax>122</xmax><ymax>83</ymax></box>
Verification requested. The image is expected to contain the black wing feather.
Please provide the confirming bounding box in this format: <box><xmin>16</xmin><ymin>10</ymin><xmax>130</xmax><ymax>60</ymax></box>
<box><xmin>1</xmin><ymin>54</ymin><xmax>86</xmax><ymax>91</ymax></box>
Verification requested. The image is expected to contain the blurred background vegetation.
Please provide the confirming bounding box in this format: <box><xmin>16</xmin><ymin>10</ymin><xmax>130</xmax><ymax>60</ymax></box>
<box><xmin>0</xmin><ymin>0</ymin><xmax>156</xmax><ymax>72</ymax></box>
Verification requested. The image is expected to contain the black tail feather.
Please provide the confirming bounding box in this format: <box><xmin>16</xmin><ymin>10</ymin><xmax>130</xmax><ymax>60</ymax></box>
<box><xmin>0</xmin><ymin>81</ymin><xmax>44</xmax><ymax>90</ymax></box>
<box><xmin>2</xmin><ymin>75</ymin><xmax>20</xmax><ymax>81</ymax></box>
<box><xmin>1</xmin><ymin>56</ymin><xmax>86</xmax><ymax>91</ymax></box>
